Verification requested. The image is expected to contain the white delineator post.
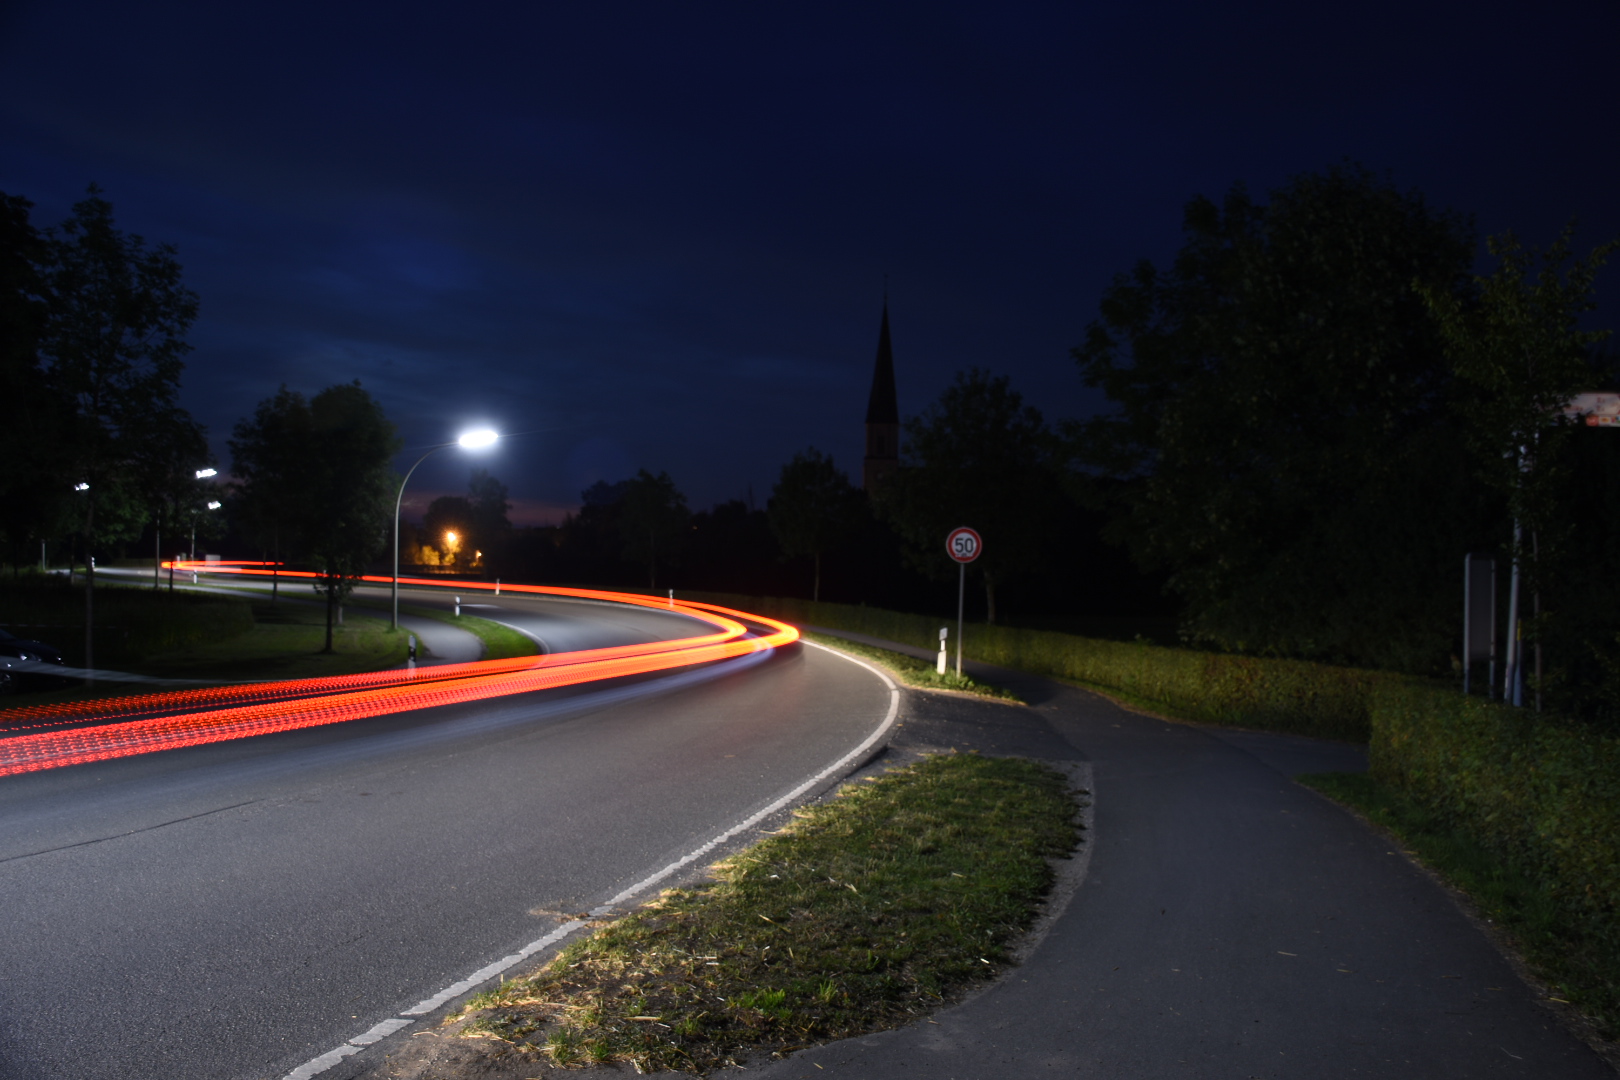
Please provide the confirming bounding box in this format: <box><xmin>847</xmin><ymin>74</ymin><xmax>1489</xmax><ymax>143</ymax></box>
<box><xmin>944</xmin><ymin>527</ymin><xmax>982</xmax><ymax>679</ymax></box>
<box><xmin>937</xmin><ymin>627</ymin><xmax>948</xmax><ymax>675</ymax></box>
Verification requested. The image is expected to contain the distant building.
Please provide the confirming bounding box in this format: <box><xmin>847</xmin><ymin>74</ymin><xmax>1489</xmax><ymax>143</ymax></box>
<box><xmin>863</xmin><ymin>301</ymin><xmax>899</xmax><ymax>490</ymax></box>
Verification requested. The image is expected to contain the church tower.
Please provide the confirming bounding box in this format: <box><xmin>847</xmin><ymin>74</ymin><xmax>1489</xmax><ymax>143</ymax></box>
<box><xmin>863</xmin><ymin>300</ymin><xmax>900</xmax><ymax>490</ymax></box>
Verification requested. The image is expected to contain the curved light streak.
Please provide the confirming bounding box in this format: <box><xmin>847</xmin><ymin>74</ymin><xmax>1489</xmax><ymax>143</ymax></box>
<box><xmin>0</xmin><ymin>566</ymin><xmax>797</xmax><ymax>777</ymax></box>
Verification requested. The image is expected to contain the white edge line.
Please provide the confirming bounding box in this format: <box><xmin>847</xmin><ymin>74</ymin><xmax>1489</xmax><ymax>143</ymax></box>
<box><xmin>484</xmin><ymin>617</ymin><xmax>551</xmax><ymax>656</ymax></box>
<box><xmin>593</xmin><ymin>640</ymin><xmax>898</xmax><ymax>913</ymax></box>
<box><xmin>279</xmin><ymin>634</ymin><xmax>898</xmax><ymax>1080</ymax></box>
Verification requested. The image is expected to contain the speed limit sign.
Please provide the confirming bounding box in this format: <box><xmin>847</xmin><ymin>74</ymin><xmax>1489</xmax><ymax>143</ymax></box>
<box><xmin>946</xmin><ymin>526</ymin><xmax>982</xmax><ymax>564</ymax></box>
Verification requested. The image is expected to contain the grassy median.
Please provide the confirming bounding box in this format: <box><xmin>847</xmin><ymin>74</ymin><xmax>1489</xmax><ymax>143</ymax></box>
<box><xmin>801</xmin><ymin>631</ymin><xmax>1023</xmax><ymax>704</ymax></box>
<box><xmin>452</xmin><ymin>753</ymin><xmax>1081</xmax><ymax>1073</ymax></box>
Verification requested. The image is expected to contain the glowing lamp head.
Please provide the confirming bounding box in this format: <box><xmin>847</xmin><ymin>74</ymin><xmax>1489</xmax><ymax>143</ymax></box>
<box><xmin>195</xmin><ymin>468</ymin><xmax>218</xmax><ymax>479</ymax></box>
<box><xmin>445</xmin><ymin>531</ymin><xmax>458</xmax><ymax>544</ymax></box>
<box><xmin>456</xmin><ymin>429</ymin><xmax>498</xmax><ymax>450</ymax></box>
<box><xmin>74</xmin><ymin>482</ymin><xmax>89</xmax><ymax>491</ymax></box>
<box><xmin>207</xmin><ymin>501</ymin><xmax>222</xmax><ymax>510</ymax></box>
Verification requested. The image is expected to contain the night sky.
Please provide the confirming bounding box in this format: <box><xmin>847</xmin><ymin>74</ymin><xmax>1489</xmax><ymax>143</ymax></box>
<box><xmin>3</xmin><ymin>2</ymin><xmax>1617</xmax><ymax>525</ymax></box>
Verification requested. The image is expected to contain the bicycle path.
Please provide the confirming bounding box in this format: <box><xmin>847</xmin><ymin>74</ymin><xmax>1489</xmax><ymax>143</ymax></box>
<box><xmin>749</xmin><ymin>633</ymin><xmax>1611</xmax><ymax>1079</ymax></box>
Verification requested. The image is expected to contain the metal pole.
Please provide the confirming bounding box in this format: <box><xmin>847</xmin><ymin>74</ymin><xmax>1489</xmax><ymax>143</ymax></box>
<box><xmin>955</xmin><ymin>561</ymin><xmax>965</xmax><ymax>677</ymax></box>
<box><xmin>393</xmin><ymin>445</ymin><xmax>448</xmax><ymax>630</ymax></box>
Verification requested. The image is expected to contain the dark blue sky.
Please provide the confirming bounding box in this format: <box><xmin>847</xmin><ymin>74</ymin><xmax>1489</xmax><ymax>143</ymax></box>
<box><xmin>3</xmin><ymin>1</ymin><xmax>1617</xmax><ymax>524</ymax></box>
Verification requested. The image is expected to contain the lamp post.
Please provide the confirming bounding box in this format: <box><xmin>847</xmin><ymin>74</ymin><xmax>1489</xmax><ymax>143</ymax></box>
<box><xmin>190</xmin><ymin>469</ymin><xmax>219</xmax><ymax>563</ymax></box>
<box><xmin>392</xmin><ymin>428</ymin><xmax>498</xmax><ymax>629</ymax></box>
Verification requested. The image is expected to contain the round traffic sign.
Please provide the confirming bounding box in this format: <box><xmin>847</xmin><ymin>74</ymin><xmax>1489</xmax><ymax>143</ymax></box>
<box><xmin>946</xmin><ymin>526</ymin><xmax>982</xmax><ymax>563</ymax></box>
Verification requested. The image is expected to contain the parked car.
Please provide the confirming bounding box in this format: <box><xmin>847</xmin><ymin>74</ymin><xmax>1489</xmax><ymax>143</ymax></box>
<box><xmin>0</xmin><ymin>627</ymin><xmax>68</xmax><ymax>693</ymax></box>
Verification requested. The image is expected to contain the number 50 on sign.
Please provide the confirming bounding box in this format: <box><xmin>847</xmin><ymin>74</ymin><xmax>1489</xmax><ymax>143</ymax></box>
<box><xmin>946</xmin><ymin>526</ymin><xmax>981</xmax><ymax>563</ymax></box>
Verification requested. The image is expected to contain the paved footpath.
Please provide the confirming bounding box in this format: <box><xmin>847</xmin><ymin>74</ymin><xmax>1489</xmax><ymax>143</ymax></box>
<box><xmin>749</xmin><ymin>631</ymin><xmax>1613</xmax><ymax>1079</ymax></box>
<box><xmin>393</xmin><ymin>611</ymin><xmax>483</xmax><ymax>666</ymax></box>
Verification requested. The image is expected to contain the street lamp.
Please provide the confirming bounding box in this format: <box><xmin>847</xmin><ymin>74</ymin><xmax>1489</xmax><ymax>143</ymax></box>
<box><xmin>392</xmin><ymin>428</ymin><xmax>498</xmax><ymax>629</ymax></box>
<box><xmin>192</xmin><ymin>501</ymin><xmax>221</xmax><ymax>561</ymax></box>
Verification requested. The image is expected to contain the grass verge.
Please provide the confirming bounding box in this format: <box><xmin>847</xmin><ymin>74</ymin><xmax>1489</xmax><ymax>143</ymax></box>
<box><xmin>382</xmin><ymin>600</ymin><xmax>539</xmax><ymax>661</ymax></box>
<box><xmin>1298</xmin><ymin>771</ymin><xmax>1619</xmax><ymax>1043</ymax></box>
<box><xmin>452</xmin><ymin>753</ymin><xmax>1081</xmax><ymax>1073</ymax></box>
<box><xmin>801</xmin><ymin>632</ymin><xmax>1023</xmax><ymax>704</ymax></box>
<box><xmin>0</xmin><ymin>576</ymin><xmax>253</xmax><ymax>668</ymax></box>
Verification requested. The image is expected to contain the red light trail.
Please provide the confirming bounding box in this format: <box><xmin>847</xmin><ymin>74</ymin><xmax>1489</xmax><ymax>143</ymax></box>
<box><xmin>0</xmin><ymin>567</ymin><xmax>798</xmax><ymax>777</ymax></box>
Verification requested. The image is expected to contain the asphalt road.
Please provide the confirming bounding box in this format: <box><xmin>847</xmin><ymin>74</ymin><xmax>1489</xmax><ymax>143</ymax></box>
<box><xmin>0</xmin><ymin>591</ymin><xmax>891</xmax><ymax>1080</ymax></box>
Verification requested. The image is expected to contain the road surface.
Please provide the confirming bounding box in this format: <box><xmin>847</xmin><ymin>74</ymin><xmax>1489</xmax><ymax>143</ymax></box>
<box><xmin>0</xmin><ymin>588</ymin><xmax>888</xmax><ymax>1080</ymax></box>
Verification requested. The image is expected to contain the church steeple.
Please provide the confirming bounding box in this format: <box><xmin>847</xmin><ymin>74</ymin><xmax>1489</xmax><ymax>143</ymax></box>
<box><xmin>863</xmin><ymin>300</ymin><xmax>900</xmax><ymax>489</ymax></box>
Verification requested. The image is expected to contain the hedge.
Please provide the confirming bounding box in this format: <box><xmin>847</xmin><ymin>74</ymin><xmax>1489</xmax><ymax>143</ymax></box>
<box><xmin>1369</xmin><ymin>681</ymin><xmax>1619</xmax><ymax>1005</ymax></box>
<box><xmin>686</xmin><ymin>592</ymin><xmax>1393</xmax><ymax>742</ymax></box>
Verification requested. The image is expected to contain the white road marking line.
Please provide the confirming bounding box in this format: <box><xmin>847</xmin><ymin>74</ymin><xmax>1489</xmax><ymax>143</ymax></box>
<box><xmin>347</xmin><ymin>1017</ymin><xmax>413</xmax><ymax>1045</ymax></box>
<box><xmin>399</xmin><ymin>920</ymin><xmax>589</xmax><ymax>1016</ymax></box>
<box><xmin>485</xmin><ymin>617</ymin><xmax>550</xmax><ymax>656</ymax></box>
<box><xmin>279</xmin><ymin>636</ymin><xmax>898</xmax><ymax>1080</ymax></box>
<box><xmin>592</xmin><ymin>642</ymin><xmax>897</xmax><ymax>915</ymax></box>
<box><xmin>281</xmin><ymin>1044</ymin><xmax>360</xmax><ymax>1080</ymax></box>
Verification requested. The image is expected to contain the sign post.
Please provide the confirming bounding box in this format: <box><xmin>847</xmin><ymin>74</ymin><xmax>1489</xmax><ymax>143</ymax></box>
<box><xmin>945</xmin><ymin>527</ymin><xmax>982</xmax><ymax>677</ymax></box>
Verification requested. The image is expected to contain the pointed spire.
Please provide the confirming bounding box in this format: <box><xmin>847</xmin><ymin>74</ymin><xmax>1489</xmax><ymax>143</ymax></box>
<box><xmin>865</xmin><ymin>301</ymin><xmax>898</xmax><ymax>425</ymax></box>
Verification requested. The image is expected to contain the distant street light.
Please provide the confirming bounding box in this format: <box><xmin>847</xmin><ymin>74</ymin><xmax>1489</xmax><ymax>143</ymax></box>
<box><xmin>188</xmin><ymin>468</ymin><xmax>222</xmax><ymax>561</ymax></box>
<box><xmin>192</xmin><ymin>499</ymin><xmax>220</xmax><ymax>561</ymax></box>
<box><xmin>393</xmin><ymin>429</ymin><xmax>499</xmax><ymax>629</ymax></box>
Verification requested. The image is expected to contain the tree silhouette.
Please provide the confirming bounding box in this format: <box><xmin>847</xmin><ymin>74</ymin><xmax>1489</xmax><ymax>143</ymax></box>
<box><xmin>39</xmin><ymin>186</ymin><xmax>200</xmax><ymax>668</ymax></box>
<box><xmin>768</xmin><ymin>448</ymin><xmax>860</xmax><ymax>602</ymax></box>
<box><xmin>619</xmin><ymin>470</ymin><xmax>689</xmax><ymax>590</ymax></box>
<box><xmin>874</xmin><ymin>369</ymin><xmax>1060</xmax><ymax>624</ymax></box>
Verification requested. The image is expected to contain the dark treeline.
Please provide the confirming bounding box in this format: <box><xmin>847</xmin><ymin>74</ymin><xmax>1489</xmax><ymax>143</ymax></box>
<box><xmin>385</xmin><ymin>456</ymin><xmax>1168</xmax><ymax>639</ymax></box>
<box><xmin>9</xmin><ymin>168</ymin><xmax>1620</xmax><ymax>725</ymax></box>
<box><xmin>1071</xmin><ymin>163</ymin><xmax>1619</xmax><ymax>724</ymax></box>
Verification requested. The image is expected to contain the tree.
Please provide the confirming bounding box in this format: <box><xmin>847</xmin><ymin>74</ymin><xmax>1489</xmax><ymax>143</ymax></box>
<box><xmin>129</xmin><ymin>406</ymin><xmax>211</xmax><ymax>584</ymax></box>
<box><xmin>468</xmin><ymin>467</ymin><xmax>511</xmax><ymax>567</ymax></box>
<box><xmin>1418</xmin><ymin>224</ymin><xmax>1618</xmax><ymax>707</ymax></box>
<box><xmin>301</xmin><ymin>383</ymin><xmax>399</xmax><ymax>650</ymax></box>
<box><xmin>230</xmin><ymin>386</ymin><xmax>314</xmax><ymax>599</ymax></box>
<box><xmin>619</xmin><ymin>469</ymin><xmax>689</xmax><ymax>589</ymax></box>
<box><xmin>38</xmin><ymin>186</ymin><xmax>200</xmax><ymax>667</ymax></box>
<box><xmin>231</xmin><ymin>382</ymin><xmax>399</xmax><ymax>651</ymax></box>
<box><xmin>1071</xmin><ymin>164</ymin><xmax>1485</xmax><ymax>671</ymax></box>
<box><xmin>0</xmin><ymin>191</ymin><xmax>71</xmax><ymax>574</ymax></box>
<box><xmin>768</xmin><ymin>448</ymin><xmax>861</xmax><ymax>601</ymax></box>
<box><xmin>873</xmin><ymin>369</ymin><xmax>1061</xmax><ymax>624</ymax></box>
